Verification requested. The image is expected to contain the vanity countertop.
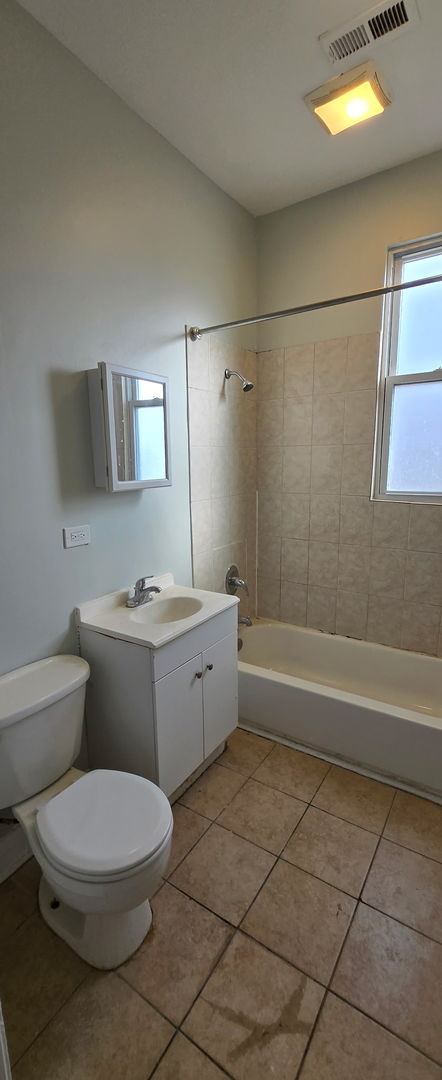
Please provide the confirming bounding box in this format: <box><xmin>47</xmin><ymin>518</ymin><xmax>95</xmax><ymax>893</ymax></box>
<box><xmin>75</xmin><ymin>573</ymin><xmax>239</xmax><ymax>649</ymax></box>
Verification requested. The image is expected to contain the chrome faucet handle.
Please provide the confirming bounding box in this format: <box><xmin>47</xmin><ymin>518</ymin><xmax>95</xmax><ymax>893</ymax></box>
<box><xmin>134</xmin><ymin>575</ymin><xmax>154</xmax><ymax>592</ymax></box>
<box><xmin>225</xmin><ymin>564</ymin><xmax>249</xmax><ymax>597</ymax></box>
<box><xmin>126</xmin><ymin>576</ymin><xmax>162</xmax><ymax>607</ymax></box>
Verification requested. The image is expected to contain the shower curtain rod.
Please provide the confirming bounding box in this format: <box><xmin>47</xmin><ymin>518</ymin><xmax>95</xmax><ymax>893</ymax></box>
<box><xmin>188</xmin><ymin>272</ymin><xmax>442</xmax><ymax>341</ymax></box>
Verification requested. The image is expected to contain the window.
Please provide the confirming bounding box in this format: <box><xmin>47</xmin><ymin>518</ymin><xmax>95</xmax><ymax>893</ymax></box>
<box><xmin>373</xmin><ymin>234</ymin><xmax>442</xmax><ymax>503</ymax></box>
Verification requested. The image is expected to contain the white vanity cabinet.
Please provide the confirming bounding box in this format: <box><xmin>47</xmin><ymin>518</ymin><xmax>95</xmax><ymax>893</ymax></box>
<box><xmin>155</xmin><ymin>633</ymin><xmax>237</xmax><ymax>794</ymax></box>
<box><xmin>79</xmin><ymin>604</ymin><xmax>238</xmax><ymax>798</ymax></box>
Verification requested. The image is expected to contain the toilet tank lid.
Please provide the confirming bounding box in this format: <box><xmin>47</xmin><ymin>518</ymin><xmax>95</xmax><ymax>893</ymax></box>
<box><xmin>0</xmin><ymin>655</ymin><xmax>90</xmax><ymax>729</ymax></box>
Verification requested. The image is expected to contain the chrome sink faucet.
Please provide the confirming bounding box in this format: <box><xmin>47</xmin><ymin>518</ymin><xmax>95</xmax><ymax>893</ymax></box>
<box><xmin>126</xmin><ymin>576</ymin><xmax>163</xmax><ymax>608</ymax></box>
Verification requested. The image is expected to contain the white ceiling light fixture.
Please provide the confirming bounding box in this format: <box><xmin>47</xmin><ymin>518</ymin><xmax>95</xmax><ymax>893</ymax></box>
<box><xmin>304</xmin><ymin>61</ymin><xmax>392</xmax><ymax>135</ymax></box>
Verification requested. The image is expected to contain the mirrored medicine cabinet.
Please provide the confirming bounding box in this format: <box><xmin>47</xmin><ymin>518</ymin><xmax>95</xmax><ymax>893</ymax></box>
<box><xmin>88</xmin><ymin>362</ymin><xmax>171</xmax><ymax>492</ymax></box>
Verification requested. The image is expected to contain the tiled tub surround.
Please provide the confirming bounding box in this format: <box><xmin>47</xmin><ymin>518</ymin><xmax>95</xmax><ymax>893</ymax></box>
<box><xmin>3</xmin><ymin>729</ymin><xmax>442</xmax><ymax>1078</ymax></box>
<box><xmin>257</xmin><ymin>334</ymin><xmax>442</xmax><ymax>655</ymax></box>
<box><xmin>187</xmin><ymin>337</ymin><xmax>257</xmax><ymax>617</ymax></box>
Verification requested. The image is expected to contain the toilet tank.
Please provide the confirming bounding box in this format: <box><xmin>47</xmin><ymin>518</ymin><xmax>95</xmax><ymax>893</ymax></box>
<box><xmin>0</xmin><ymin>655</ymin><xmax>90</xmax><ymax>809</ymax></box>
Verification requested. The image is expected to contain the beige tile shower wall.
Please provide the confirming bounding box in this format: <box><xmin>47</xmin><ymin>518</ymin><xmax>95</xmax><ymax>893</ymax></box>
<box><xmin>187</xmin><ymin>338</ymin><xmax>257</xmax><ymax>616</ymax></box>
<box><xmin>257</xmin><ymin>334</ymin><xmax>442</xmax><ymax>656</ymax></box>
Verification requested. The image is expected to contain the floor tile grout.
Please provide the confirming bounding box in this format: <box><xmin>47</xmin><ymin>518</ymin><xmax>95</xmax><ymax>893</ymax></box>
<box><xmin>116</xmin><ymin>963</ymin><xmax>182</xmax><ymax>1032</ymax></box>
<box><xmin>143</xmin><ymin>1022</ymin><xmax>176</xmax><ymax>1080</ymax></box>
<box><xmin>358</xmin><ymin>896</ymin><xmax>442</xmax><ymax>946</ymax></box>
<box><xmin>293</xmin><ymin>851</ymin><xmax>380</xmax><ymax>1080</ymax></box>
<box><xmin>237</xmin><ymin>924</ymin><xmax>328</xmax><ymax>989</ymax></box>
<box><xmin>170</xmin><ymin>816</ymin><xmax>280</xmax><ymax>866</ymax></box>
<box><xmin>324</xmin><ymin>834</ymin><xmax>384</xmax><ymax>986</ymax></box>
<box><xmin>277</xmin><ymin>851</ymin><xmax>369</xmax><ymax>902</ymax></box>
<box><xmin>164</xmin><ymin>812</ymin><xmax>211</xmax><ymax>879</ymax></box>
<box><xmin>174</xmin><ymin>778</ymin><xmax>442</xmax><ymax>865</ymax></box>
<box><xmin>164</xmin><ymin>876</ymin><xmax>237</xmax><ymax>933</ymax></box>
<box><xmin>293</xmin><ymin>983</ymin><xmax>328</xmax><ymax>1080</ymax></box>
<box><xmin>327</xmin><ymin>986</ymin><xmax>442</xmax><ymax>1069</ymax></box>
<box><xmin>378</xmin><ymin>831</ymin><xmax>442</xmax><ymax>866</ymax></box>
<box><xmin>11</xmin><ymin>966</ymin><xmax>91</xmax><ymax>1070</ymax></box>
<box><xmin>230</xmin><ymin>724</ymin><xmax>442</xmax><ymax>811</ymax></box>
<box><xmin>172</xmin><ymin>1031</ymin><xmax>235</xmax><ymax>1079</ymax></box>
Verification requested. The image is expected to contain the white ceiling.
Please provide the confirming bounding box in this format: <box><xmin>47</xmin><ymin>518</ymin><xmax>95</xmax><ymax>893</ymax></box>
<box><xmin>17</xmin><ymin>0</ymin><xmax>442</xmax><ymax>215</ymax></box>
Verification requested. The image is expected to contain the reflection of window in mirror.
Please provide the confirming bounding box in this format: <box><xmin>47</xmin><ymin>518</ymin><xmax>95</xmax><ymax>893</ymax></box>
<box><xmin>112</xmin><ymin>374</ymin><xmax>167</xmax><ymax>483</ymax></box>
<box><xmin>88</xmin><ymin>363</ymin><xmax>171</xmax><ymax>492</ymax></box>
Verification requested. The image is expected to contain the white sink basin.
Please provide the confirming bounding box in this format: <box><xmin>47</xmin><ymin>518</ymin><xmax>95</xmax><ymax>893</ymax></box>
<box><xmin>76</xmin><ymin>573</ymin><xmax>239</xmax><ymax>649</ymax></box>
<box><xmin>130</xmin><ymin>596</ymin><xmax>203</xmax><ymax>625</ymax></box>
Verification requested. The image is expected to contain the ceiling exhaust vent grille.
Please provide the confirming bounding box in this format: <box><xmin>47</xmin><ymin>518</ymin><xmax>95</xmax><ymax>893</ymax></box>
<box><xmin>369</xmin><ymin>2</ymin><xmax>409</xmax><ymax>38</ymax></box>
<box><xmin>320</xmin><ymin>0</ymin><xmax>420</xmax><ymax>63</ymax></box>
<box><xmin>328</xmin><ymin>25</ymin><xmax>371</xmax><ymax>61</ymax></box>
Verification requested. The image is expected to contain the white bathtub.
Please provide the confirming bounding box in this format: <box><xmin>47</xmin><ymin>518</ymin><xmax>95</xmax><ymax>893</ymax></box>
<box><xmin>238</xmin><ymin>621</ymin><xmax>442</xmax><ymax>799</ymax></box>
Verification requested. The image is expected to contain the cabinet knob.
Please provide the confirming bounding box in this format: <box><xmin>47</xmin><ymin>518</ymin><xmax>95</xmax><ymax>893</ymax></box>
<box><xmin>195</xmin><ymin>671</ymin><xmax>203</xmax><ymax>679</ymax></box>
<box><xmin>206</xmin><ymin>663</ymin><xmax>214</xmax><ymax>672</ymax></box>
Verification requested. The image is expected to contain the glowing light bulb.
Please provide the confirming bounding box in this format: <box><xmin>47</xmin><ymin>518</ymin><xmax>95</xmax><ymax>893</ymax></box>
<box><xmin>345</xmin><ymin>97</ymin><xmax>369</xmax><ymax>120</ymax></box>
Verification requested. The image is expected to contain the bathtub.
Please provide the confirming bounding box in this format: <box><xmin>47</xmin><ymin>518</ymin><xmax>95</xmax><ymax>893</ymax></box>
<box><xmin>238</xmin><ymin>621</ymin><xmax>442</xmax><ymax>799</ymax></box>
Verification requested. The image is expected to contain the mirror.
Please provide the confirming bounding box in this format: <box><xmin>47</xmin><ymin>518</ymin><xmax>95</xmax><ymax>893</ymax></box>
<box><xmin>88</xmin><ymin>363</ymin><xmax>171</xmax><ymax>492</ymax></box>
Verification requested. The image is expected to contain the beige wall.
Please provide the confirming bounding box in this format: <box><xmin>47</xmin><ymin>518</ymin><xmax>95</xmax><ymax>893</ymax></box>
<box><xmin>256</xmin><ymin>336</ymin><xmax>442</xmax><ymax>655</ymax></box>
<box><xmin>0</xmin><ymin>0</ymin><xmax>256</xmax><ymax>676</ymax></box>
<box><xmin>255</xmin><ymin>148</ymin><xmax>442</xmax><ymax>654</ymax></box>
<box><xmin>187</xmin><ymin>338</ymin><xmax>257</xmax><ymax>617</ymax></box>
<box><xmin>257</xmin><ymin>149</ymin><xmax>442</xmax><ymax>349</ymax></box>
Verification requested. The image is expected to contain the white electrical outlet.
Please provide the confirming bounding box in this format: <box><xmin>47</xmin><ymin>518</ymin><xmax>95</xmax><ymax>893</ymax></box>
<box><xmin>63</xmin><ymin>525</ymin><xmax>91</xmax><ymax>548</ymax></box>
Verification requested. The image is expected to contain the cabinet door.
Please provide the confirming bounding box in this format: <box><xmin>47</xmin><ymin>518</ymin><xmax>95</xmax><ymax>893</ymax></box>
<box><xmin>203</xmin><ymin>633</ymin><xmax>238</xmax><ymax>757</ymax></box>
<box><xmin>154</xmin><ymin>656</ymin><xmax>204</xmax><ymax>796</ymax></box>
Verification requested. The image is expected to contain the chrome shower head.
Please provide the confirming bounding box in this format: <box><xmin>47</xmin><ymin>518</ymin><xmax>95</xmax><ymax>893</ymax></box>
<box><xmin>224</xmin><ymin>368</ymin><xmax>255</xmax><ymax>392</ymax></box>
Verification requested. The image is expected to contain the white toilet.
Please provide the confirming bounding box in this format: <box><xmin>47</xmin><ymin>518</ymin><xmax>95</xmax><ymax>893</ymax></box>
<box><xmin>0</xmin><ymin>654</ymin><xmax>173</xmax><ymax>969</ymax></box>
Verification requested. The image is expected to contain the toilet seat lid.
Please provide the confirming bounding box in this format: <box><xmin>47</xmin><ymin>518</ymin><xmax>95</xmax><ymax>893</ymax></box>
<box><xmin>36</xmin><ymin>770</ymin><xmax>172</xmax><ymax>876</ymax></box>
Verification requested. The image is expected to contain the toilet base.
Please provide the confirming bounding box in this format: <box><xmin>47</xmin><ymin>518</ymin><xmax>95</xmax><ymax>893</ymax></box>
<box><xmin>39</xmin><ymin>876</ymin><xmax>152</xmax><ymax>969</ymax></box>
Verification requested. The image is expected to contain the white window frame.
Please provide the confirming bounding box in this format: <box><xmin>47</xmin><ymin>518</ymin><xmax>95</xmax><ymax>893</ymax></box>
<box><xmin>372</xmin><ymin>232</ymin><xmax>442</xmax><ymax>504</ymax></box>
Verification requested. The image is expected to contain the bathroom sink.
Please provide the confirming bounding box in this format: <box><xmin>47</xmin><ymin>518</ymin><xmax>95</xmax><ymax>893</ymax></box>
<box><xmin>130</xmin><ymin>596</ymin><xmax>203</xmax><ymax>624</ymax></box>
<box><xmin>76</xmin><ymin>573</ymin><xmax>239</xmax><ymax>650</ymax></box>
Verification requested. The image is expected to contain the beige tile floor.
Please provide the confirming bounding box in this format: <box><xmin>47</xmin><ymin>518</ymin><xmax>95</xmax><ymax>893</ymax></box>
<box><xmin>2</xmin><ymin>728</ymin><xmax>442</xmax><ymax>1078</ymax></box>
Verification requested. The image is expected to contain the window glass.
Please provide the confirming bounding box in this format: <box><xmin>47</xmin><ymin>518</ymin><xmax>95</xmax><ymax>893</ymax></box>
<box><xmin>387</xmin><ymin>381</ymin><xmax>442</xmax><ymax>494</ymax></box>
<box><xmin>394</xmin><ymin>251</ymin><xmax>442</xmax><ymax>375</ymax></box>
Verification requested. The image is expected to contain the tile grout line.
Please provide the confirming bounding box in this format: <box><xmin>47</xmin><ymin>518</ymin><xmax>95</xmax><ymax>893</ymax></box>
<box><xmin>379</xmin><ymin>833</ymin><xmax>442</xmax><ymax>868</ymax></box>
<box><xmin>359</xmin><ymin>896</ymin><xmax>442</xmax><ymax>948</ymax></box>
<box><xmin>164</xmin><ymin>876</ymin><xmax>238</xmax><ymax>933</ymax></box>
<box><xmin>11</xmin><ymin>965</ymin><xmax>91</xmax><ymax>1071</ymax></box>
<box><xmin>143</xmin><ymin>1023</ymin><xmax>176</xmax><ymax>1080</ymax></box>
<box><xmin>291</xmin><ymin>782</ymin><xmax>392</xmax><ymax>1065</ymax></box>
<box><xmin>174</xmin><ymin>1031</ymin><xmax>235</xmax><ymax>1080</ymax></box>
<box><xmin>164</xmin><ymin>808</ymin><xmax>212</xmax><ymax>876</ymax></box>
<box><xmin>327</xmin><ymin>985</ymin><xmax>442</xmax><ymax>1070</ymax></box>
<box><xmin>219</xmin><ymin>755</ymin><xmax>397</xmax><ymax>834</ymax></box>
<box><xmin>221</xmin><ymin>731</ymin><xmax>442</xmax><ymax>814</ymax></box>
<box><xmin>293</xmin><ymin>981</ymin><xmax>328</xmax><ymax>1080</ymax></box>
<box><xmin>293</xmin><ymin>878</ymin><xmax>367</xmax><ymax>1078</ymax></box>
